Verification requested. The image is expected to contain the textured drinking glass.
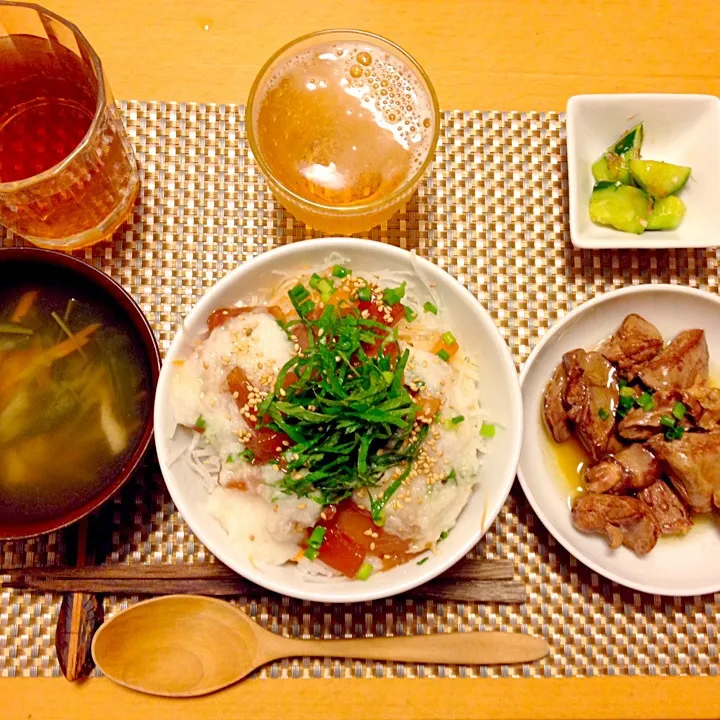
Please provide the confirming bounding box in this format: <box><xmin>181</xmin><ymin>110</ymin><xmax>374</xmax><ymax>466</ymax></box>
<box><xmin>0</xmin><ymin>2</ymin><xmax>139</xmax><ymax>250</ymax></box>
<box><xmin>247</xmin><ymin>29</ymin><xmax>440</xmax><ymax>235</ymax></box>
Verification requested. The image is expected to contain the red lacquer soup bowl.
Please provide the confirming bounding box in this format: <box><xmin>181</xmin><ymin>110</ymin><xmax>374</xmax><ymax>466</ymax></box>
<box><xmin>0</xmin><ymin>247</ymin><xmax>160</xmax><ymax>539</ymax></box>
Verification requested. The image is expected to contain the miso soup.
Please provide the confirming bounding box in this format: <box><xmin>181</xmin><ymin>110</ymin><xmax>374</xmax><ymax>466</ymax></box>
<box><xmin>0</xmin><ymin>266</ymin><xmax>151</xmax><ymax>526</ymax></box>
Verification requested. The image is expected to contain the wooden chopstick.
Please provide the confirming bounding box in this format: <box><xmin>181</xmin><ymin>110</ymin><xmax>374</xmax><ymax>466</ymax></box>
<box><xmin>2</xmin><ymin>558</ymin><xmax>525</xmax><ymax>603</ymax></box>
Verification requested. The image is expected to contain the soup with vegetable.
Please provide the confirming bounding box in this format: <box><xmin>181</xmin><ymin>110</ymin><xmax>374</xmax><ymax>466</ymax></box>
<box><xmin>0</xmin><ymin>270</ymin><xmax>151</xmax><ymax>526</ymax></box>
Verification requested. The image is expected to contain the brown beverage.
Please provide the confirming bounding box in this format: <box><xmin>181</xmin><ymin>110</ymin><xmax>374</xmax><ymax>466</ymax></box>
<box><xmin>0</xmin><ymin>5</ymin><xmax>139</xmax><ymax>250</ymax></box>
<box><xmin>0</xmin><ymin>35</ymin><xmax>96</xmax><ymax>183</ymax></box>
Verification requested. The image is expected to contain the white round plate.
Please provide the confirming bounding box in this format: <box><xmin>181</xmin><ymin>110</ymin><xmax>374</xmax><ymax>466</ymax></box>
<box><xmin>519</xmin><ymin>284</ymin><xmax>720</xmax><ymax>596</ymax></box>
<box><xmin>155</xmin><ymin>239</ymin><xmax>522</xmax><ymax>603</ymax></box>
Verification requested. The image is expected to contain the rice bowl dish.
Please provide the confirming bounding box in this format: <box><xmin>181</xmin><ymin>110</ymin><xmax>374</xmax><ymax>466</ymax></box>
<box><xmin>155</xmin><ymin>239</ymin><xmax>522</xmax><ymax>602</ymax></box>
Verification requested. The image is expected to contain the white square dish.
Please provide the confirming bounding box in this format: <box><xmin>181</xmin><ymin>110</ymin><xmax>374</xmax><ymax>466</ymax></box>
<box><xmin>567</xmin><ymin>93</ymin><xmax>720</xmax><ymax>249</ymax></box>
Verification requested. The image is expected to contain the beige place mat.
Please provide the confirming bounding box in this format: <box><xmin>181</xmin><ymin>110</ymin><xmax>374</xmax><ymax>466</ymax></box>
<box><xmin>1</xmin><ymin>103</ymin><xmax>718</xmax><ymax>679</ymax></box>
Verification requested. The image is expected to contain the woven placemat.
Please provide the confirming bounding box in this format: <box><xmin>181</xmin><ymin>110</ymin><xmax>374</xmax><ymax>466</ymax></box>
<box><xmin>1</xmin><ymin>103</ymin><xmax>719</xmax><ymax>679</ymax></box>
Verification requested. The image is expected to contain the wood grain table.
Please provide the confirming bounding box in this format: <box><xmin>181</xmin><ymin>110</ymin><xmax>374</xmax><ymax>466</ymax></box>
<box><xmin>4</xmin><ymin>0</ymin><xmax>720</xmax><ymax>718</ymax></box>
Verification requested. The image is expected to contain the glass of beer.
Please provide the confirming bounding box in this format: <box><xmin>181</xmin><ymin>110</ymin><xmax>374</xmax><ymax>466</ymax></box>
<box><xmin>0</xmin><ymin>2</ymin><xmax>139</xmax><ymax>250</ymax></box>
<box><xmin>247</xmin><ymin>29</ymin><xmax>440</xmax><ymax>234</ymax></box>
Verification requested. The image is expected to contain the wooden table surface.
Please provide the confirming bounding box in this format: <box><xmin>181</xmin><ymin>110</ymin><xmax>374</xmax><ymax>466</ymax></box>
<box><xmin>4</xmin><ymin>0</ymin><xmax>720</xmax><ymax>718</ymax></box>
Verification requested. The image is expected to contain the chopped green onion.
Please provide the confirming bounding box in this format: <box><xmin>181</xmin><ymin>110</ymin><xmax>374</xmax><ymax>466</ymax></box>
<box><xmin>672</xmin><ymin>402</ymin><xmax>687</xmax><ymax>420</ymax></box>
<box><xmin>444</xmin><ymin>469</ymin><xmax>457</xmax><ymax>483</ymax></box>
<box><xmin>619</xmin><ymin>386</ymin><xmax>635</xmax><ymax>398</ymax></box>
<box><xmin>441</xmin><ymin>331</ymin><xmax>456</xmax><ymax>346</ymax></box>
<box><xmin>240</xmin><ymin>448</ymin><xmax>255</xmax><ymax>462</ymax></box>
<box><xmin>636</xmin><ymin>392</ymin><xmax>654</xmax><ymax>411</ymax></box>
<box><xmin>619</xmin><ymin>394</ymin><xmax>635</xmax><ymax>410</ymax></box>
<box><xmin>304</xmin><ymin>547</ymin><xmax>319</xmax><ymax>561</ymax></box>
<box><xmin>194</xmin><ymin>415</ymin><xmax>207</xmax><ymax>430</ymax></box>
<box><xmin>659</xmin><ymin>415</ymin><xmax>676</xmax><ymax>429</ymax></box>
<box><xmin>356</xmin><ymin>286</ymin><xmax>372</xmax><ymax>302</ymax></box>
<box><xmin>307</xmin><ymin>526</ymin><xmax>326</xmax><ymax>550</ymax></box>
<box><xmin>382</xmin><ymin>370</ymin><xmax>395</xmax><ymax>385</ymax></box>
<box><xmin>439</xmin><ymin>530</ymin><xmax>449</xmax><ymax>541</ymax></box>
<box><xmin>316</xmin><ymin>278</ymin><xmax>335</xmax><ymax>302</ymax></box>
<box><xmin>382</xmin><ymin>281</ymin><xmax>407</xmax><ymax>306</ymax></box>
<box><xmin>404</xmin><ymin>305</ymin><xmax>417</xmax><ymax>323</ymax></box>
<box><xmin>423</xmin><ymin>301</ymin><xmax>438</xmax><ymax>315</ymax></box>
<box><xmin>437</xmin><ymin>348</ymin><xmax>451</xmax><ymax>362</ymax></box>
<box><xmin>226</xmin><ymin>454</ymin><xmax>234</xmax><ymax>463</ymax></box>
<box><xmin>373</xmin><ymin>511</ymin><xmax>386</xmax><ymax>527</ymax></box>
<box><xmin>451</xmin><ymin>415</ymin><xmax>465</xmax><ymax>425</ymax></box>
<box><xmin>332</xmin><ymin>265</ymin><xmax>351</xmax><ymax>278</ymax></box>
<box><xmin>417</xmin><ymin>557</ymin><xmax>429</xmax><ymax>566</ymax></box>
<box><xmin>299</xmin><ymin>299</ymin><xmax>316</xmax><ymax>316</ymax></box>
<box><xmin>289</xmin><ymin>283</ymin><xmax>310</xmax><ymax>302</ymax></box>
<box><xmin>480</xmin><ymin>422</ymin><xmax>496</xmax><ymax>439</ymax></box>
<box><xmin>666</xmin><ymin>425</ymin><xmax>685</xmax><ymax>441</ymax></box>
<box><xmin>356</xmin><ymin>562</ymin><xmax>374</xmax><ymax>581</ymax></box>
<box><xmin>598</xmin><ymin>408</ymin><xmax>609</xmax><ymax>421</ymax></box>
<box><xmin>618</xmin><ymin>379</ymin><xmax>628</xmax><ymax>389</ymax></box>
<box><xmin>309</xmin><ymin>273</ymin><xmax>322</xmax><ymax>290</ymax></box>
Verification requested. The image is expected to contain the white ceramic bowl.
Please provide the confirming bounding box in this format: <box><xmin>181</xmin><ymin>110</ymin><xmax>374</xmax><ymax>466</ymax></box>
<box><xmin>155</xmin><ymin>239</ymin><xmax>522</xmax><ymax>602</ymax></box>
<box><xmin>519</xmin><ymin>284</ymin><xmax>720</xmax><ymax>596</ymax></box>
<box><xmin>567</xmin><ymin>93</ymin><xmax>720</xmax><ymax>249</ymax></box>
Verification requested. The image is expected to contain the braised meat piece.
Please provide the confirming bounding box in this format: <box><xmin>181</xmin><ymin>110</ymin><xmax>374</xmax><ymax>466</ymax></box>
<box><xmin>543</xmin><ymin>363</ymin><xmax>572</xmax><ymax>442</ymax></box>
<box><xmin>584</xmin><ymin>444</ymin><xmax>661</xmax><ymax>494</ymax></box>
<box><xmin>647</xmin><ymin>432</ymin><xmax>720</xmax><ymax>513</ymax></box>
<box><xmin>571</xmin><ymin>494</ymin><xmax>659</xmax><ymax>555</ymax></box>
<box><xmin>637</xmin><ymin>329</ymin><xmax>709</xmax><ymax>391</ymax></box>
<box><xmin>562</xmin><ymin>350</ymin><xmax>619</xmax><ymax>462</ymax></box>
<box><xmin>638</xmin><ymin>480</ymin><xmax>693</xmax><ymax>536</ymax></box>
<box><xmin>583</xmin><ymin>458</ymin><xmax>623</xmax><ymax>494</ymax></box>
<box><xmin>600</xmin><ymin>314</ymin><xmax>664</xmax><ymax>380</ymax></box>
<box><xmin>682</xmin><ymin>380</ymin><xmax>720</xmax><ymax>431</ymax></box>
<box><xmin>618</xmin><ymin>390</ymin><xmax>693</xmax><ymax>440</ymax></box>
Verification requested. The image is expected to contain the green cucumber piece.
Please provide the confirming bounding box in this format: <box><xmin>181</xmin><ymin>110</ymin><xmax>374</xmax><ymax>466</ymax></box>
<box><xmin>612</xmin><ymin>124</ymin><xmax>644</xmax><ymax>157</ymax></box>
<box><xmin>629</xmin><ymin>159</ymin><xmax>691</xmax><ymax>198</ymax></box>
<box><xmin>591</xmin><ymin>123</ymin><xmax>644</xmax><ymax>185</ymax></box>
<box><xmin>592</xmin><ymin>154</ymin><xmax>632</xmax><ymax>184</ymax></box>
<box><xmin>589</xmin><ymin>181</ymin><xmax>652</xmax><ymax>234</ymax></box>
<box><xmin>646</xmin><ymin>195</ymin><xmax>686</xmax><ymax>230</ymax></box>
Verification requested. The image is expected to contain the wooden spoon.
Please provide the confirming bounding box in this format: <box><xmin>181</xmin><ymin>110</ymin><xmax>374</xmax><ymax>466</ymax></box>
<box><xmin>92</xmin><ymin>595</ymin><xmax>548</xmax><ymax>697</ymax></box>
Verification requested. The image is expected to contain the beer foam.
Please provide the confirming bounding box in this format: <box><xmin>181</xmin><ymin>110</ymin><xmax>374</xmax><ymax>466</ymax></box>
<box><xmin>258</xmin><ymin>40</ymin><xmax>435</xmax><ymax>173</ymax></box>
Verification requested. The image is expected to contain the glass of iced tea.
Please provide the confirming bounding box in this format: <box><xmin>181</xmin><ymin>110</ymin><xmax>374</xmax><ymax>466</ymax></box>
<box><xmin>247</xmin><ymin>29</ymin><xmax>440</xmax><ymax>234</ymax></box>
<box><xmin>0</xmin><ymin>2</ymin><xmax>139</xmax><ymax>250</ymax></box>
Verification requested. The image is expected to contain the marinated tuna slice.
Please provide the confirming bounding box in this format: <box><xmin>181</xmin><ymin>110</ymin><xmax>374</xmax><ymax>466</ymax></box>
<box><xmin>600</xmin><ymin>314</ymin><xmax>663</xmax><ymax>380</ymax></box>
<box><xmin>571</xmin><ymin>494</ymin><xmax>659</xmax><ymax>555</ymax></box>
<box><xmin>647</xmin><ymin>432</ymin><xmax>720</xmax><ymax>514</ymax></box>
<box><xmin>618</xmin><ymin>390</ymin><xmax>693</xmax><ymax>440</ymax></box>
<box><xmin>637</xmin><ymin>329</ymin><xmax>709</xmax><ymax>391</ymax></box>
<box><xmin>638</xmin><ymin>480</ymin><xmax>693</xmax><ymax>536</ymax></box>
<box><xmin>584</xmin><ymin>444</ymin><xmax>661</xmax><ymax>494</ymax></box>
<box><xmin>543</xmin><ymin>363</ymin><xmax>572</xmax><ymax>442</ymax></box>
<box><xmin>562</xmin><ymin>350</ymin><xmax>619</xmax><ymax>461</ymax></box>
